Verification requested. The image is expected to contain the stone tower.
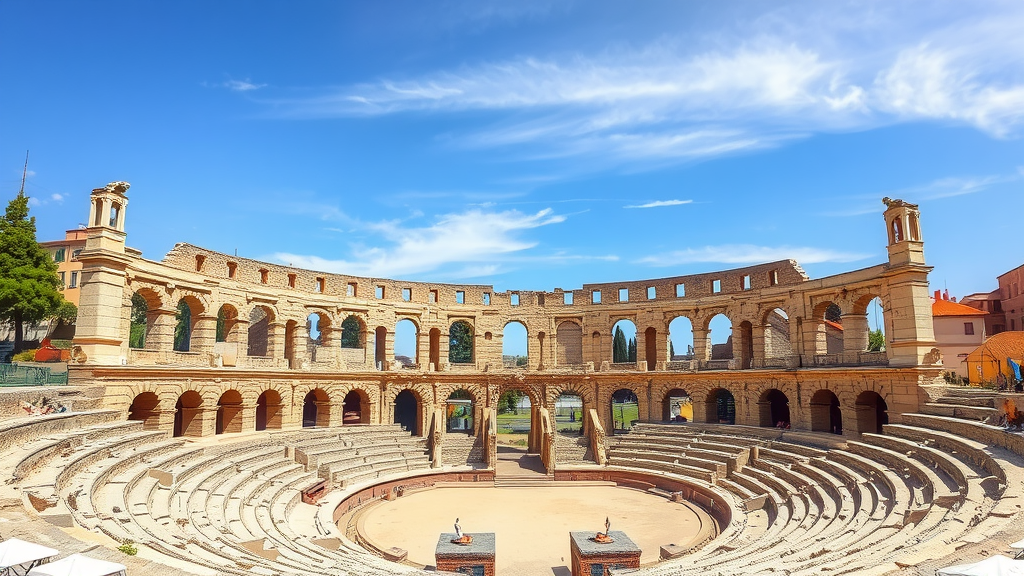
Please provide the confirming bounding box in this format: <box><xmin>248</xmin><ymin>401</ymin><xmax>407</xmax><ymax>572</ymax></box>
<box><xmin>72</xmin><ymin>182</ymin><xmax>131</xmax><ymax>365</ymax></box>
<box><xmin>881</xmin><ymin>197</ymin><xmax>937</xmax><ymax>367</ymax></box>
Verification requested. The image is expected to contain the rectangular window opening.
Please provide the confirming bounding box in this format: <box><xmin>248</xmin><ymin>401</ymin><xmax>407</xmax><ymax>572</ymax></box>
<box><xmin>619</xmin><ymin>288</ymin><xmax>629</xmax><ymax>302</ymax></box>
<box><xmin>53</xmin><ymin>248</ymin><xmax>65</xmax><ymax>263</ymax></box>
<box><xmin>227</xmin><ymin>262</ymin><xmax>237</xmax><ymax>279</ymax></box>
<box><xmin>347</xmin><ymin>282</ymin><xmax>356</xmax><ymax>297</ymax></box>
<box><xmin>564</xmin><ymin>292</ymin><xmax>573</xmax><ymax>305</ymax></box>
<box><xmin>259</xmin><ymin>269</ymin><xmax>269</xmax><ymax>284</ymax></box>
<box><xmin>770</xmin><ymin>270</ymin><xmax>779</xmax><ymax>286</ymax></box>
<box><xmin>712</xmin><ymin>279</ymin><xmax>722</xmax><ymax>293</ymax></box>
<box><xmin>287</xmin><ymin>274</ymin><xmax>296</xmax><ymax>288</ymax></box>
<box><xmin>315</xmin><ymin>277</ymin><xmax>325</xmax><ymax>293</ymax></box>
<box><xmin>402</xmin><ymin>288</ymin><xmax>412</xmax><ymax>301</ymax></box>
<box><xmin>69</xmin><ymin>271</ymin><xmax>78</xmax><ymax>288</ymax></box>
<box><xmin>592</xmin><ymin>290</ymin><xmax>602</xmax><ymax>304</ymax></box>
<box><xmin>647</xmin><ymin>286</ymin><xmax>656</xmax><ymax>300</ymax></box>
<box><xmin>375</xmin><ymin>285</ymin><xmax>385</xmax><ymax>299</ymax></box>
<box><xmin>482</xmin><ymin>292</ymin><xmax>491</xmax><ymax>305</ymax></box>
<box><xmin>510</xmin><ymin>293</ymin><xmax>520</xmax><ymax>306</ymax></box>
<box><xmin>455</xmin><ymin>290</ymin><xmax>465</xmax><ymax>304</ymax></box>
<box><xmin>964</xmin><ymin>322</ymin><xmax>975</xmax><ymax>335</ymax></box>
<box><xmin>743</xmin><ymin>275</ymin><xmax>751</xmax><ymax>290</ymax></box>
<box><xmin>675</xmin><ymin>283</ymin><xmax>685</xmax><ymax>297</ymax></box>
<box><xmin>195</xmin><ymin>255</ymin><xmax>205</xmax><ymax>272</ymax></box>
<box><xmin>429</xmin><ymin>289</ymin><xmax>437</xmax><ymax>303</ymax></box>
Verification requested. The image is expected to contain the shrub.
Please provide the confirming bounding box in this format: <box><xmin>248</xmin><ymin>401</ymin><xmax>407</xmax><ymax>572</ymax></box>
<box><xmin>12</xmin><ymin>349</ymin><xmax>38</xmax><ymax>362</ymax></box>
<box><xmin>118</xmin><ymin>539</ymin><xmax>138</xmax><ymax>556</ymax></box>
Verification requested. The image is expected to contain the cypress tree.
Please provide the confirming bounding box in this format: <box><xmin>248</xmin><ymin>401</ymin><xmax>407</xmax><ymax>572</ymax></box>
<box><xmin>0</xmin><ymin>191</ymin><xmax>65</xmax><ymax>352</ymax></box>
<box><xmin>613</xmin><ymin>325</ymin><xmax>627</xmax><ymax>362</ymax></box>
<box><xmin>628</xmin><ymin>337</ymin><xmax>637</xmax><ymax>362</ymax></box>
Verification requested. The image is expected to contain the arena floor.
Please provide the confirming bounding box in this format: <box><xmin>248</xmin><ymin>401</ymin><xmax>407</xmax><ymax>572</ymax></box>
<box><xmin>357</xmin><ymin>484</ymin><xmax>709</xmax><ymax>576</ymax></box>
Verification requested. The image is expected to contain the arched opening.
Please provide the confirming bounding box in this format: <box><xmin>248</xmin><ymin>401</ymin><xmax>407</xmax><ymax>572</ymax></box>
<box><xmin>762</xmin><ymin>308</ymin><xmax>791</xmax><ymax>365</ymax></box>
<box><xmin>662</xmin><ymin>388</ymin><xmax>692</xmax><ymax>422</ymax></box>
<box><xmin>644</xmin><ymin>327</ymin><xmax>657</xmax><ymax>370</ymax></box>
<box><xmin>446</xmin><ymin>389</ymin><xmax>474</xmax><ymax>434</ymax></box>
<box><xmin>255</xmin><ymin>389</ymin><xmax>283</xmax><ymax>431</ymax></box>
<box><xmin>908</xmin><ymin>213</ymin><xmax>921</xmax><ymax>241</ymax></box>
<box><xmin>109</xmin><ymin>202</ymin><xmax>120</xmax><ymax>228</ymax></box>
<box><xmin>611</xmin><ymin>319</ymin><xmax>637</xmax><ymax>364</ymax></box>
<box><xmin>374</xmin><ymin>326</ymin><xmax>388</xmax><ymax>369</ymax></box>
<box><xmin>173</xmin><ymin>390</ymin><xmax>203</xmax><ymax>438</ymax></box>
<box><xmin>556</xmin><ymin>320</ymin><xmax>583</xmax><ymax>366</ymax></box>
<box><xmin>856</xmin><ymin>391</ymin><xmax>888</xmax><ymax>434</ymax></box>
<box><xmin>708</xmin><ymin>313</ymin><xmax>734</xmax><ymax>361</ymax></box>
<box><xmin>448</xmin><ymin>321</ymin><xmax>474</xmax><ymax>364</ymax></box>
<box><xmin>502</xmin><ymin>321</ymin><xmax>528</xmax><ymax>368</ymax></box>
<box><xmin>216</xmin><ymin>390</ymin><xmax>243</xmax><ymax>434</ymax></box>
<box><xmin>890</xmin><ymin>217</ymin><xmax>904</xmax><ymax>244</ymax></box>
<box><xmin>428</xmin><ymin>328</ymin><xmax>441</xmax><ymax>369</ymax></box>
<box><xmin>759</xmin><ymin>389</ymin><xmax>791</xmax><ymax>428</ymax></box>
<box><xmin>496</xmin><ymin>388</ymin><xmax>533</xmax><ymax>444</ymax></box>
<box><xmin>706</xmin><ymin>388</ymin><xmax>735</xmax><ymax>425</ymax></box>
<box><xmin>668</xmin><ymin>316</ymin><xmax>694</xmax><ymax>364</ymax></box>
<box><xmin>810</xmin><ymin>389</ymin><xmax>842</xmax><ymax>435</ymax></box>
<box><xmin>284</xmin><ymin>320</ymin><xmax>298</xmax><ymax>368</ymax></box>
<box><xmin>307</xmin><ymin>312</ymin><xmax>327</xmax><ymax>363</ymax></box>
<box><xmin>303</xmin><ymin>388</ymin><xmax>330</xmax><ymax>428</ymax></box>
<box><xmin>343</xmin><ymin>389</ymin><xmax>368</xmax><ymax>425</ymax></box>
<box><xmin>394</xmin><ymin>319</ymin><xmax>418</xmax><ymax>368</ymax></box>
<box><xmin>247</xmin><ymin>306</ymin><xmax>273</xmax><ymax>357</ymax></box>
<box><xmin>215</xmin><ymin>304</ymin><xmax>239</xmax><ymax>344</ymax></box>
<box><xmin>173</xmin><ymin>298</ymin><xmax>201</xmax><ymax>352</ymax></box>
<box><xmin>127</xmin><ymin>392</ymin><xmax>160</xmax><ymax>430</ymax></box>
<box><xmin>555</xmin><ymin>391</ymin><xmax>584</xmax><ymax>436</ymax></box>
<box><xmin>128</xmin><ymin>291</ymin><xmax>159</xmax><ymax>349</ymax></box>
<box><xmin>863</xmin><ymin>296</ymin><xmax>886</xmax><ymax>353</ymax></box>
<box><xmin>610</xmin><ymin>388</ymin><xmax>639</xmax><ymax>433</ymax></box>
<box><xmin>394</xmin><ymin>389</ymin><xmax>421</xmax><ymax>435</ymax></box>
<box><xmin>813</xmin><ymin>302</ymin><xmax>845</xmax><ymax>356</ymax></box>
<box><xmin>537</xmin><ymin>332</ymin><xmax>546</xmax><ymax>369</ymax></box>
<box><xmin>339</xmin><ymin>315</ymin><xmax>366</xmax><ymax>366</ymax></box>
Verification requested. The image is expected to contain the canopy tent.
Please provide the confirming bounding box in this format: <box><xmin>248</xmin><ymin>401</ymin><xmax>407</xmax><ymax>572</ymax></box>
<box><xmin>938</xmin><ymin>555</ymin><xmax>1024</xmax><ymax>576</ymax></box>
<box><xmin>26</xmin><ymin>555</ymin><xmax>125</xmax><ymax>576</ymax></box>
<box><xmin>1011</xmin><ymin>539</ymin><xmax>1024</xmax><ymax>560</ymax></box>
<box><xmin>0</xmin><ymin>538</ymin><xmax>59</xmax><ymax>576</ymax></box>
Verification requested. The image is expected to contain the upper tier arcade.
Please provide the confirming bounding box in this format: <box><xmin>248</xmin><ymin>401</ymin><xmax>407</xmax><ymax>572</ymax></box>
<box><xmin>72</xmin><ymin>183</ymin><xmax>937</xmax><ymax>374</ymax></box>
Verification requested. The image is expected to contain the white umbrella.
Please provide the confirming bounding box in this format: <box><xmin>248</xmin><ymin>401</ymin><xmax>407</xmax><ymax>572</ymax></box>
<box><xmin>26</xmin><ymin>554</ymin><xmax>125</xmax><ymax>576</ymax></box>
<box><xmin>937</xmin><ymin>555</ymin><xmax>1024</xmax><ymax>576</ymax></box>
<box><xmin>0</xmin><ymin>538</ymin><xmax>59</xmax><ymax>569</ymax></box>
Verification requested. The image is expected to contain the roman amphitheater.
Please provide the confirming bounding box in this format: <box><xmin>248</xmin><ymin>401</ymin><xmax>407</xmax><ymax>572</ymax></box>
<box><xmin>2</xmin><ymin>181</ymin><xmax>1022</xmax><ymax>576</ymax></box>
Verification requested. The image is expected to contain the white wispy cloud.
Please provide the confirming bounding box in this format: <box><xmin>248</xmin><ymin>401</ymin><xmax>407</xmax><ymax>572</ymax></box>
<box><xmin>823</xmin><ymin>172</ymin><xmax>1016</xmax><ymax>216</ymax></box>
<box><xmin>625</xmin><ymin>199</ymin><xmax>693</xmax><ymax>209</ymax></box>
<box><xmin>50</xmin><ymin>193</ymin><xmax>64</xmax><ymax>203</ymax></box>
<box><xmin>254</xmin><ymin>3</ymin><xmax>1024</xmax><ymax>168</ymax></box>
<box><xmin>637</xmin><ymin>244</ymin><xmax>869</xmax><ymax>266</ymax></box>
<box><xmin>224</xmin><ymin>78</ymin><xmax>266</xmax><ymax>92</ymax></box>
<box><xmin>268</xmin><ymin>207</ymin><xmax>604</xmax><ymax>278</ymax></box>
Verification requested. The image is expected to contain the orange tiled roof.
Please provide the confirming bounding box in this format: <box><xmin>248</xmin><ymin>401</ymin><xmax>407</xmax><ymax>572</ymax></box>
<box><xmin>932</xmin><ymin>299</ymin><xmax>989</xmax><ymax>317</ymax></box>
<box><xmin>965</xmin><ymin>331</ymin><xmax>1024</xmax><ymax>363</ymax></box>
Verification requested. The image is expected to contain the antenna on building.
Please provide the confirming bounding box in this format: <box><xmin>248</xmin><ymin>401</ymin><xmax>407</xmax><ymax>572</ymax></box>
<box><xmin>19</xmin><ymin>150</ymin><xmax>29</xmax><ymax>194</ymax></box>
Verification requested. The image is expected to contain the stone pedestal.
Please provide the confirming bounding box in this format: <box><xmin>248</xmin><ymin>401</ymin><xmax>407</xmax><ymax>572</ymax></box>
<box><xmin>570</xmin><ymin>531</ymin><xmax>641</xmax><ymax>576</ymax></box>
<box><xmin>435</xmin><ymin>533</ymin><xmax>495</xmax><ymax>576</ymax></box>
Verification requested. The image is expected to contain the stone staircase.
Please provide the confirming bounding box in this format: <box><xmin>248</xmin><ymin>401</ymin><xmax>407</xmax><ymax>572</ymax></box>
<box><xmin>922</xmin><ymin>387</ymin><xmax>1001</xmax><ymax>423</ymax></box>
<box><xmin>554</xmin><ymin>431</ymin><xmax>595</xmax><ymax>465</ymax></box>
<box><xmin>442</xmin><ymin>432</ymin><xmax>485</xmax><ymax>466</ymax></box>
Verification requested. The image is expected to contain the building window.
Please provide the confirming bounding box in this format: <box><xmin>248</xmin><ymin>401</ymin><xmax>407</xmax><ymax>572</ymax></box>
<box><xmin>770</xmin><ymin>270</ymin><xmax>779</xmax><ymax>286</ymax></box>
<box><xmin>288</xmin><ymin>273</ymin><xmax>296</xmax><ymax>288</ymax></box>
<box><xmin>564</xmin><ymin>292</ymin><xmax>573</xmax><ymax>305</ymax></box>
<box><xmin>429</xmin><ymin>289</ymin><xmax>438</xmax><ymax>303</ymax></box>
<box><xmin>510</xmin><ymin>293</ymin><xmax>520</xmax><ymax>306</ymax></box>
<box><xmin>675</xmin><ymin>283</ymin><xmax>685</xmax><ymax>297</ymax></box>
<box><xmin>195</xmin><ymin>254</ymin><xmax>205</xmax><ymax>272</ymax></box>
<box><xmin>618</xmin><ymin>288</ymin><xmax>629</xmax><ymax>302</ymax></box>
<box><xmin>456</xmin><ymin>291</ymin><xmax>465</xmax><ymax>304</ymax></box>
<box><xmin>347</xmin><ymin>282</ymin><xmax>356</xmax><ymax>297</ymax></box>
<box><xmin>259</xmin><ymin>269</ymin><xmax>269</xmax><ymax>284</ymax></box>
<box><xmin>592</xmin><ymin>290</ymin><xmax>601</xmax><ymax>304</ymax></box>
<box><xmin>69</xmin><ymin>271</ymin><xmax>78</xmax><ymax>288</ymax></box>
<box><xmin>712</xmin><ymin>279</ymin><xmax>722</xmax><ymax>293</ymax></box>
<box><xmin>994</xmin><ymin>301</ymin><xmax>1002</xmax><ymax>313</ymax></box>
<box><xmin>537</xmin><ymin>293</ymin><xmax>545</xmax><ymax>306</ymax></box>
<box><xmin>964</xmin><ymin>322</ymin><xmax>975</xmax><ymax>335</ymax></box>
<box><xmin>375</xmin><ymin>285</ymin><xmax>385</xmax><ymax>299</ymax></box>
<box><xmin>402</xmin><ymin>288</ymin><xmax>412</xmax><ymax>301</ymax></box>
<box><xmin>743</xmin><ymin>275</ymin><xmax>751</xmax><ymax>290</ymax></box>
<box><xmin>647</xmin><ymin>286</ymin><xmax>656</xmax><ymax>299</ymax></box>
<box><xmin>227</xmin><ymin>262</ymin><xmax>237</xmax><ymax>279</ymax></box>
<box><xmin>71</xmin><ymin>249</ymin><xmax>81</xmax><ymax>261</ymax></box>
<box><xmin>59</xmin><ymin>271</ymin><xmax>65</xmax><ymax>288</ymax></box>
<box><xmin>482</xmin><ymin>292</ymin><xmax>490</xmax><ymax>305</ymax></box>
<box><xmin>53</xmin><ymin>248</ymin><xmax>65</xmax><ymax>263</ymax></box>
<box><xmin>315</xmin><ymin>277</ymin><xmax>325</xmax><ymax>293</ymax></box>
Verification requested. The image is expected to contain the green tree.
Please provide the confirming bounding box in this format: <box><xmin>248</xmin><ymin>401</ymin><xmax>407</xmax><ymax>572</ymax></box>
<box><xmin>669</xmin><ymin>340</ymin><xmax>676</xmax><ymax>359</ymax></box>
<box><xmin>613</xmin><ymin>325</ymin><xmax>628</xmax><ymax>362</ymax></box>
<box><xmin>130</xmin><ymin>293</ymin><xmax>148</xmax><ymax>349</ymax></box>
<box><xmin>449</xmin><ymin>321</ymin><xmax>473</xmax><ymax>363</ymax></box>
<box><xmin>499</xmin><ymin>389</ymin><xmax>524</xmax><ymax>414</ymax></box>
<box><xmin>341</xmin><ymin>316</ymin><xmax>362</xmax><ymax>348</ymax></box>
<box><xmin>628</xmin><ymin>337</ymin><xmax>637</xmax><ymax>363</ymax></box>
<box><xmin>173</xmin><ymin>300</ymin><xmax>191</xmax><ymax>352</ymax></box>
<box><xmin>868</xmin><ymin>329</ymin><xmax>885</xmax><ymax>352</ymax></box>
<box><xmin>0</xmin><ymin>191</ymin><xmax>66</xmax><ymax>352</ymax></box>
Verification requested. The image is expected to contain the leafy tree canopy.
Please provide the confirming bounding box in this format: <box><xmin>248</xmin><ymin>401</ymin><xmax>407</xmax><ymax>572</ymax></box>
<box><xmin>0</xmin><ymin>191</ymin><xmax>67</xmax><ymax>352</ymax></box>
<box><xmin>449</xmin><ymin>320</ymin><xmax>473</xmax><ymax>363</ymax></box>
<box><xmin>868</xmin><ymin>329</ymin><xmax>885</xmax><ymax>352</ymax></box>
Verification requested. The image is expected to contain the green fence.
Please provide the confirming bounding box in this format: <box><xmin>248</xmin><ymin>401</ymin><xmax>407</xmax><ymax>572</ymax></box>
<box><xmin>0</xmin><ymin>363</ymin><xmax>69</xmax><ymax>387</ymax></box>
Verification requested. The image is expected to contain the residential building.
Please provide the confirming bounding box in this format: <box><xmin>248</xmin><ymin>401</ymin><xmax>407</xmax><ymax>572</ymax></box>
<box><xmin>930</xmin><ymin>291</ymin><xmax>987</xmax><ymax>378</ymax></box>
<box><xmin>39</xmin><ymin>228</ymin><xmax>89</xmax><ymax>306</ymax></box>
<box><xmin>961</xmin><ymin>262</ymin><xmax>1024</xmax><ymax>336</ymax></box>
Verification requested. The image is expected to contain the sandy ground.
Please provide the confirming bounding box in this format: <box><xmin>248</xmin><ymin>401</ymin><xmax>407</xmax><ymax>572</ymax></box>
<box><xmin>358</xmin><ymin>485</ymin><xmax>706</xmax><ymax>576</ymax></box>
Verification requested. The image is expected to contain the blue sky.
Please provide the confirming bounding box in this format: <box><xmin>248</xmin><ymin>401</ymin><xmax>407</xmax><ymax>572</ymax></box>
<box><xmin>2</xmin><ymin>0</ymin><xmax>1022</xmax><ymax>306</ymax></box>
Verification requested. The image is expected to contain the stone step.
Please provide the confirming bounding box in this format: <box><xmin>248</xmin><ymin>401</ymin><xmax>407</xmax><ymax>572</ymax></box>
<box><xmin>922</xmin><ymin>402</ymin><xmax>999</xmax><ymax>422</ymax></box>
<box><xmin>936</xmin><ymin>396</ymin><xmax>996</xmax><ymax>408</ymax></box>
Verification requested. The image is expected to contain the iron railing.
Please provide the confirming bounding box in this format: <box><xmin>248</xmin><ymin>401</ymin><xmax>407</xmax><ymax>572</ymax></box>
<box><xmin>0</xmin><ymin>363</ymin><xmax>68</xmax><ymax>387</ymax></box>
